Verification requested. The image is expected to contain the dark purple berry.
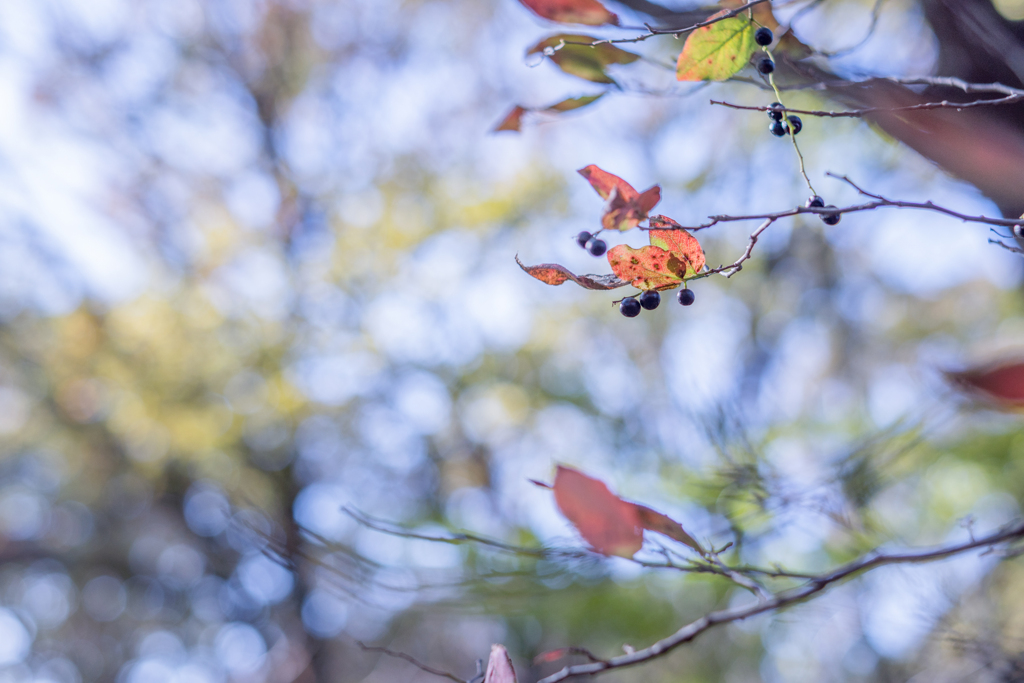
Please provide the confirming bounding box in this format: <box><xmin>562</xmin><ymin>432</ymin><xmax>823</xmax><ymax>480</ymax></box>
<box><xmin>767</xmin><ymin>102</ymin><xmax>784</xmax><ymax>121</ymax></box>
<box><xmin>620</xmin><ymin>297</ymin><xmax>641</xmax><ymax>318</ymax></box>
<box><xmin>639</xmin><ymin>290</ymin><xmax>660</xmax><ymax>310</ymax></box>
<box><xmin>757</xmin><ymin>57</ymin><xmax>775</xmax><ymax>75</ymax></box>
<box><xmin>787</xmin><ymin>115</ymin><xmax>802</xmax><ymax>135</ymax></box>
<box><xmin>677</xmin><ymin>289</ymin><xmax>695</xmax><ymax>306</ymax></box>
<box><xmin>769</xmin><ymin>120</ymin><xmax>787</xmax><ymax>137</ymax></box>
<box><xmin>805</xmin><ymin>195</ymin><xmax>824</xmax><ymax>208</ymax></box>
<box><xmin>755</xmin><ymin>27</ymin><xmax>773</xmax><ymax>46</ymax></box>
<box><xmin>821</xmin><ymin>205</ymin><xmax>841</xmax><ymax>226</ymax></box>
<box><xmin>586</xmin><ymin>238</ymin><xmax>607</xmax><ymax>256</ymax></box>
<box><xmin>576</xmin><ymin>231</ymin><xmax>592</xmax><ymax>248</ymax></box>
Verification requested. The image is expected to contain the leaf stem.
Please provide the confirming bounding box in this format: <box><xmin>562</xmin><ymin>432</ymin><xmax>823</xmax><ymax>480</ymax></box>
<box><xmin>764</xmin><ymin>48</ymin><xmax>816</xmax><ymax>196</ymax></box>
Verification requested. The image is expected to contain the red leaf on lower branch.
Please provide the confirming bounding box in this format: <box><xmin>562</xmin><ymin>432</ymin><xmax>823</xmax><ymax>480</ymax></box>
<box><xmin>546</xmin><ymin>466</ymin><xmax>701</xmax><ymax>558</ymax></box>
<box><xmin>947</xmin><ymin>360</ymin><xmax>1024</xmax><ymax>408</ymax></box>
<box><xmin>606</xmin><ymin>244</ymin><xmax>683</xmax><ymax>290</ymax></box>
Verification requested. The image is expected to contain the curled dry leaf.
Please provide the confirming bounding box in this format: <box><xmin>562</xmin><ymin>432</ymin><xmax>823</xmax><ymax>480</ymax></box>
<box><xmin>484</xmin><ymin>644</ymin><xmax>517</xmax><ymax>683</ymax></box>
<box><xmin>518</xmin><ymin>0</ymin><xmax>619</xmax><ymax>26</ymax></box>
<box><xmin>676</xmin><ymin>11</ymin><xmax>756</xmax><ymax>82</ymax></box>
<box><xmin>540</xmin><ymin>466</ymin><xmax>702</xmax><ymax>558</ymax></box>
<box><xmin>947</xmin><ymin>360</ymin><xmax>1024</xmax><ymax>408</ymax></box>
<box><xmin>528</xmin><ymin>34</ymin><xmax>639</xmax><ymax>84</ymax></box>
<box><xmin>515</xmin><ymin>255</ymin><xmax>627</xmax><ymax>290</ymax></box>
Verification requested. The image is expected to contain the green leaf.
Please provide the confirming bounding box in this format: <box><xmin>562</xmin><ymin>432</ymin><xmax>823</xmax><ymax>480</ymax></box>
<box><xmin>528</xmin><ymin>34</ymin><xmax>639</xmax><ymax>84</ymax></box>
<box><xmin>676</xmin><ymin>12</ymin><xmax>756</xmax><ymax>82</ymax></box>
<box><xmin>544</xmin><ymin>93</ymin><xmax>604</xmax><ymax>112</ymax></box>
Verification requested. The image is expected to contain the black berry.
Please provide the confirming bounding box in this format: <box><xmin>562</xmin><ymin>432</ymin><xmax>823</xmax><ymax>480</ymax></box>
<box><xmin>821</xmin><ymin>206</ymin><xmax>841</xmax><ymax>225</ymax></box>
<box><xmin>677</xmin><ymin>289</ymin><xmax>695</xmax><ymax>306</ymax></box>
<box><xmin>805</xmin><ymin>195</ymin><xmax>824</xmax><ymax>208</ymax></box>
<box><xmin>767</xmin><ymin>102</ymin><xmax>784</xmax><ymax>121</ymax></box>
<box><xmin>575</xmin><ymin>231</ymin><xmax>592</xmax><ymax>248</ymax></box>
<box><xmin>639</xmin><ymin>290</ymin><xmax>660</xmax><ymax>310</ymax></box>
<box><xmin>769</xmin><ymin>120</ymin><xmax>787</xmax><ymax>137</ymax></box>
<box><xmin>586</xmin><ymin>238</ymin><xmax>607</xmax><ymax>256</ymax></box>
<box><xmin>620</xmin><ymin>297</ymin><xmax>641</xmax><ymax>317</ymax></box>
<box><xmin>757</xmin><ymin>57</ymin><xmax>775</xmax><ymax>75</ymax></box>
<box><xmin>787</xmin><ymin>115</ymin><xmax>802</xmax><ymax>135</ymax></box>
<box><xmin>755</xmin><ymin>27</ymin><xmax>773</xmax><ymax>46</ymax></box>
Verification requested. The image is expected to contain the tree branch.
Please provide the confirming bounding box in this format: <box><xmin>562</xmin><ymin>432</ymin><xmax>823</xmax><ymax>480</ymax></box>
<box><xmin>536</xmin><ymin>519</ymin><xmax>1024</xmax><ymax>682</ymax></box>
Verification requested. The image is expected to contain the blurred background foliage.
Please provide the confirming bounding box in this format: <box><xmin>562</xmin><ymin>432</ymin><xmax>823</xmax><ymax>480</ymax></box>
<box><xmin>2</xmin><ymin>0</ymin><xmax>1024</xmax><ymax>681</ymax></box>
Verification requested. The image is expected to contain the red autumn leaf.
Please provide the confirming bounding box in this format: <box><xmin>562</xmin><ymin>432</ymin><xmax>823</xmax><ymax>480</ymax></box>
<box><xmin>947</xmin><ymin>360</ymin><xmax>1024</xmax><ymax>407</ymax></box>
<box><xmin>544</xmin><ymin>466</ymin><xmax>701</xmax><ymax>558</ymax></box>
<box><xmin>606</xmin><ymin>244</ymin><xmax>683</xmax><ymax>291</ymax></box>
<box><xmin>494</xmin><ymin>106</ymin><xmax>527</xmax><ymax>132</ymax></box>
<box><xmin>648</xmin><ymin>218</ymin><xmax>706</xmax><ymax>276</ymax></box>
<box><xmin>518</xmin><ymin>0</ymin><xmax>619</xmax><ymax>26</ymax></box>
<box><xmin>484</xmin><ymin>644</ymin><xmax>517</xmax><ymax>683</ymax></box>
<box><xmin>553</xmin><ymin>465</ymin><xmax>643</xmax><ymax>557</ymax></box>
<box><xmin>533</xmin><ymin>648</ymin><xmax>571</xmax><ymax>665</ymax></box>
<box><xmin>633</xmin><ymin>504</ymin><xmax>703</xmax><ymax>552</ymax></box>
<box><xmin>578</xmin><ymin>164</ymin><xmax>638</xmax><ymax>201</ymax></box>
<box><xmin>578</xmin><ymin>166</ymin><xmax>660</xmax><ymax>231</ymax></box>
<box><xmin>515</xmin><ymin>255</ymin><xmax>627</xmax><ymax>290</ymax></box>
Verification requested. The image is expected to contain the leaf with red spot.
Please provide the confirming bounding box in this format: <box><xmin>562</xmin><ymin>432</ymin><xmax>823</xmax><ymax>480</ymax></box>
<box><xmin>551</xmin><ymin>466</ymin><xmax>643</xmax><ymax>557</ymax></box>
<box><xmin>518</xmin><ymin>0</ymin><xmax>619</xmax><ymax>26</ymax></box>
<box><xmin>606</xmin><ymin>244</ymin><xmax>683</xmax><ymax>291</ymax></box>
<box><xmin>648</xmin><ymin>216</ymin><xmax>705</xmax><ymax>276</ymax></box>
<box><xmin>676</xmin><ymin>11</ymin><xmax>756</xmax><ymax>82</ymax></box>
<box><xmin>947</xmin><ymin>360</ymin><xmax>1024</xmax><ymax>408</ymax></box>
<box><xmin>515</xmin><ymin>255</ymin><xmax>627</xmax><ymax>290</ymax></box>
<box><xmin>484</xmin><ymin>644</ymin><xmax>517</xmax><ymax>683</ymax></box>
<box><xmin>537</xmin><ymin>466</ymin><xmax>702</xmax><ymax>558</ymax></box>
<box><xmin>528</xmin><ymin>34</ymin><xmax>639</xmax><ymax>84</ymax></box>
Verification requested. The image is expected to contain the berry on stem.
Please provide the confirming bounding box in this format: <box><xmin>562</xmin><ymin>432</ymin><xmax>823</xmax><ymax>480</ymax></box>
<box><xmin>639</xmin><ymin>290</ymin><xmax>660</xmax><ymax>310</ymax></box>
<box><xmin>620</xmin><ymin>297</ymin><xmax>641</xmax><ymax>317</ymax></box>
<box><xmin>787</xmin><ymin>115</ymin><xmax>802</xmax><ymax>135</ymax></box>
<box><xmin>575</xmin><ymin>231</ymin><xmax>592</xmax><ymax>248</ymax></box>
<box><xmin>586</xmin><ymin>237</ymin><xmax>607</xmax><ymax>256</ymax></box>
<box><xmin>805</xmin><ymin>195</ymin><xmax>824</xmax><ymax>208</ymax></box>
<box><xmin>755</xmin><ymin>27</ymin><xmax>773</xmax><ymax>46</ymax></box>
<box><xmin>757</xmin><ymin>57</ymin><xmax>775</xmax><ymax>75</ymax></box>
<box><xmin>767</xmin><ymin>102</ymin><xmax>784</xmax><ymax>121</ymax></box>
<box><xmin>769</xmin><ymin>120</ymin><xmax>787</xmax><ymax>137</ymax></box>
<box><xmin>677</xmin><ymin>289</ymin><xmax>695</xmax><ymax>306</ymax></box>
<box><xmin>821</xmin><ymin>206</ymin><xmax>841</xmax><ymax>225</ymax></box>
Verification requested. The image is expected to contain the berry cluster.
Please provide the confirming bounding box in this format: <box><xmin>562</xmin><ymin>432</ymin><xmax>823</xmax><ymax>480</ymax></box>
<box><xmin>619</xmin><ymin>288</ymin><xmax>695</xmax><ymax>317</ymax></box>
<box><xmin>805</xmin><ymin>195</ymin><xmax>841</xmax><ymax>225</ymax></box>
<box><xmin>767</xmin><ymin>103</ymin><xmax>801</xmax><ymax>137</ymax></box>
<box><xmin>575</xmin><ymin>231</ymin><xmax>607</xmax><ymax>256</ymax></box>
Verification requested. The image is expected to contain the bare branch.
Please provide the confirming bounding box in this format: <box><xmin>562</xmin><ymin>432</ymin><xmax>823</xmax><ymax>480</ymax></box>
<box><xmin>357</xmin><ymin>641</ymin><xmax>468</xmax><ymax>683</ymax></box>
<box><xmin>710</xmin><ymin>92</ymin><xmax>1024</xmax><ymax>118</ymax></box>
<box><xmin>574</xmin><ymin>0</ymin><xmax>771</xmax><ymax>46</ymax></box>
<box><xmin>536</xmin><ymin>519</ymin><xmax>1024</xmax><ymax>683</ymax></box>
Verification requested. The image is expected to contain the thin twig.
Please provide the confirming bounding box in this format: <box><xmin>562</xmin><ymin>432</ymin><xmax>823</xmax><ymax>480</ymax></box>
<box><xmin>536</xmin><ymin>519</ymin><xmax>1024</xmax><ymax>682</ymax></box>
<box><xmin>573</xmin><ymin>0</ymin><xmax>771</xmax><ymax>46</ymax></box>
<box><xmin>357</xmin><ymin>642</ymin><xmax>468</xmax><ymax>683</ymax></box>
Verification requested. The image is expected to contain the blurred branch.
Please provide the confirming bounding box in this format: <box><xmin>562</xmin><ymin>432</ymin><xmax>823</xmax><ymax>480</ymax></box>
<box><xmin>357</xmin><ymin>641</ymin><xmax>469</xmax><ymax>683</ymax></box>
<box><xmin>710</xmin><ymin>90</ymin><xmax>1024</xmax><ymax>117</ymax></box>
<box><xmin>536</xmin><ymin>519</ymin><xmax>1024</xmax><ymax>682</ymax></box>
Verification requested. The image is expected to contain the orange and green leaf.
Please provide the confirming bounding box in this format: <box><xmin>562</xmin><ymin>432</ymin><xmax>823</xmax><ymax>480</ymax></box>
<box><xmin>676</xmin><ymin>11</ymin><xmax>756</xmax><ymax>82</ymax></box>
<box><xmin>606</xmin><ymin>244</ymin><xmax>683</xmax><ymax>290</ymax></box>
<box><xmin>648</xmin><ymin>217</ymin><xmax>706</xmax><ymax>276</ymax></box>
<box><xmin>518</xmin><ymin>0</ymin><xmax>619</xmax><ymax>26</ymax></box>
<box><xmin>515</xmin><ymin>255</ymin><xmax>627</xmax><ymax>290</ymax></box>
